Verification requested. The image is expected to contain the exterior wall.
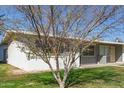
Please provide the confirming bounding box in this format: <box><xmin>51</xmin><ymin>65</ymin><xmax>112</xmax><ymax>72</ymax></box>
<box><xmin>0</xmin><ymin>45</ymin><xmax>8</xmax><ymax>62</ymax></box>
<box><xmin>109</xmin><ymin>46</ymin><xmax>115</xmax><ymax>63</ymax></box>
<box><xmin>115</xmin><ymin>45</ymin><xmax>122</xmax><ymax>62</ymax></box>
<box><xmin>6</xmin><ymin>40</ymin><xmax>124</xmax><ymax>71</ymax></box>
<box><xmin>7</xmin><ymin>41</ymin><xmax>80</xmax><ymax>72</ymax></box>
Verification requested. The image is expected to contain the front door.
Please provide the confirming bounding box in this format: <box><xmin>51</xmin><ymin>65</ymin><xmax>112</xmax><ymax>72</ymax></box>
<box><xmin>99</xmin><ymin>45</ymin><xmax>109</xmax><ymax>64</ymax></box>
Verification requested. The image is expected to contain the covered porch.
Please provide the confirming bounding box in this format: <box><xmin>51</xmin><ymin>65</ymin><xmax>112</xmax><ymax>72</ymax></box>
<box><xmin>98</xmin><ymin>44</ymin><xmax>122</xmax><ymax>64</ymax></box>
<box><xmin>80</xmin><ymin>41</ymin><xmax>124</xmax><ymax>65</ymax></box>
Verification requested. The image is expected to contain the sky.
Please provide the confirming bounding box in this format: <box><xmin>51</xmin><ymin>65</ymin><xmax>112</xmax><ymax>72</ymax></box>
<box><xmin>0</xmin><ymin>5</ymin><xmax>124</xmax><ymax>42</ymax></box>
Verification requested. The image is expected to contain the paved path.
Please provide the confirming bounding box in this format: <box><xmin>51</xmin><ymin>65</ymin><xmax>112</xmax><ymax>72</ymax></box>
<box><xmin>79</xmin><ymin>62</ymin><xmax>124</xmax><ymax>69</ymax></box>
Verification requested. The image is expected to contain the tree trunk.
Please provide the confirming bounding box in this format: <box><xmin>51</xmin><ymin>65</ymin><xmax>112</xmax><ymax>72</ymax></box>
<box><xmin>59</xmin><ymin>82</ymin><xmax>65</xmax><ymax>88</ymax></box>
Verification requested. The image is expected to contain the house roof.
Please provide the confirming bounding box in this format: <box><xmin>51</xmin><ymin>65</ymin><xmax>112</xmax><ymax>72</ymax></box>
<box><xmin>2</xmin><ymin>30</ymin><xmax>124</xmax><ymax>46</ymax></box>
<box><xmin>94</xmin><ymin>40</ymin><xmax>124</xmax><ymax>45</ymax></box>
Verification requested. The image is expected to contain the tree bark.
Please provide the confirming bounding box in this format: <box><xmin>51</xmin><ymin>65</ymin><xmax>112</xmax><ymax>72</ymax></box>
<box><xmin>59</xmin><ymin>82</ymin><xmax>65</xmax><ymax>88</ymax></box>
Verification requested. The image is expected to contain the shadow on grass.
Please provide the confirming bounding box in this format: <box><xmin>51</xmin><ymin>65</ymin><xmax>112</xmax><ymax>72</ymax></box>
<box><xmin>26</xmin><ymin>72</ymin><xmax>57</xmax><ymax>85</ymax></box>
<box><xmin>0</xmin><ymin>62</ymin><xmax>6</xmax><ymax>64</ymax></box>
<box><xmin>65</xmin><ymin>67</ymin><xmax>119</xmax><ymax>87</ymax></box>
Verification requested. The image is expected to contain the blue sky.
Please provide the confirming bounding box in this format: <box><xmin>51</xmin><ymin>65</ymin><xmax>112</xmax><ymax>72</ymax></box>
<box><xmin>0</xmin><ymin>5</ymin><xmax>124</xmax><ymax>42</ymax></box>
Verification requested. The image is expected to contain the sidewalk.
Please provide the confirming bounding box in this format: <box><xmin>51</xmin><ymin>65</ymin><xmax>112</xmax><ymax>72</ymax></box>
<box><xmin>79</xmin><ymin>62</ymin><xmax>124</xmax><ymax>69</ymax></box>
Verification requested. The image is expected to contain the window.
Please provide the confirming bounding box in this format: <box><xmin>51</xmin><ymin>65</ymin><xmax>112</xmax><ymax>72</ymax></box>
<box><xmin>82</xmin><ymin>46</ymin><xmax>95</xmax><ymax>56</ymax></box>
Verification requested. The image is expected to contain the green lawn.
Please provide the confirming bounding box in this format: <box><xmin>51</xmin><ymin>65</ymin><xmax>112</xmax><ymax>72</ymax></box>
<box><xmin>0</xmin><ymin>64</ymin><xmax>124</xmax><ymax>88</ymax></box>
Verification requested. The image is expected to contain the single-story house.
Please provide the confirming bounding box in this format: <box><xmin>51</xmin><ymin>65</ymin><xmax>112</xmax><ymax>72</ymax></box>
<box><xmin>0</xmin><ymin>31</ymin><xmax>124</xmax><ymax>71</ymax></box>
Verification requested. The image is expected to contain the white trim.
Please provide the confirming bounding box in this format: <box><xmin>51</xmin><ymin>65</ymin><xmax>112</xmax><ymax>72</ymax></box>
<box><xmin>95</xmin><ymin>40</ymin><xmax>124</xmax><ymax>45</ymax></box>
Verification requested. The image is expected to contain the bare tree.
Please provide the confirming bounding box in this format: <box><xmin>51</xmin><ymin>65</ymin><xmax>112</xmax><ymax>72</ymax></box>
<box><xmin>7</xmin><ymin>5</ymin><xmax>124</xmax><ymax>88</ymax></box>
<box><xmin>0</xmin><ymin>13</ymin><xmax>6</xmax><ymax>38</ymax></box>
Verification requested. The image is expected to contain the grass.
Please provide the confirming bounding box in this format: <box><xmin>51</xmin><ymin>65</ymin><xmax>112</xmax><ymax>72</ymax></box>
<box><xmin>1</xmin><ymin>64</ymin><xmax>124</xmax><ymax>87</ymax></box>
<box><xmin>119</xmin><ymin>64</ymin><xmax>124</xmax><ymax>66</ymax></box>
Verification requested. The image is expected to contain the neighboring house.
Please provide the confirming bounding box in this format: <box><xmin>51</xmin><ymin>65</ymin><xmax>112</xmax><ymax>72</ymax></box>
<box><xmin>0</xmin><ymin>31</ymin><xmax>124</xmax><ymax>71</ymax></box>
<box><xmin>0</xmin><ymin>45</ymin><xmax>8</xmax><ymax>62</ymax></box>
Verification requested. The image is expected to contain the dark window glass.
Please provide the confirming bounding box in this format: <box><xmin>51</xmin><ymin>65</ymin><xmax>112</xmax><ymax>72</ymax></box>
<box><xmin>83</xmin><ymin>46</ymin><xmax>94</xmax><ymax>56</ymax></box>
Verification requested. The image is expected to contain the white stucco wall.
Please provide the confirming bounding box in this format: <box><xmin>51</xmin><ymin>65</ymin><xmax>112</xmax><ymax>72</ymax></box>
<box><xmin>7</xmin><ymin>41</ymin><xmax>80</xmax><ymax>72</ymax></box>
<box><xmin>122</xmin><ymin>46</ymin><xmax>124</xmax><ymax>62</ymax></box>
